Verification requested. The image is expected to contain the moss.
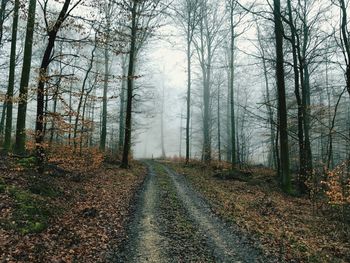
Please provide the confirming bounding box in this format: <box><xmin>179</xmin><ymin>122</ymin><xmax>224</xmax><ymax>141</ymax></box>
<box><xmin>16</xmin><ymin>156</ymin><xmax>36</xmax><ymax>169</ymax></box>
<box><xmin>8</xmin><ymin>186</ymin><xmax>53</xmax><ymax>234</ymax></box>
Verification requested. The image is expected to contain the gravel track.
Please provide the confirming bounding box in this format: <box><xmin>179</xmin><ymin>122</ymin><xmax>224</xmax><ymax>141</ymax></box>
<box><xmin>115</xmin><ymin>161</ymin><xmax>274</xmax><ymax>262</ymax></box>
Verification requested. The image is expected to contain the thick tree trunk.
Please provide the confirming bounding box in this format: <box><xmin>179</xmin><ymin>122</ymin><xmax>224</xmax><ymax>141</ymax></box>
<box><xmin>14</xmin><ymin>0</ymin><xmax>36</xmax><ymax>154</ymax></box>
<box><xmin>3</xmin><ymin>0</ymin><xmax>19</xmax><ymax>152</ymax></box>
<box><xmin>273</xmin><ymin>0</ymin><xmax>291</xmax><ymax>193</ymax></box>
<box><xmin>121</xmin><ymin>1</ymin><xmax>137</xmax><ymax>168</ymax></box>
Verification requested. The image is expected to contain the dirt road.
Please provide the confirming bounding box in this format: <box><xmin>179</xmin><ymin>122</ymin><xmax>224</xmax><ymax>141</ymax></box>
<box><xmin>115</xmin><ymin>161</ymin><xmax>272</xmax><ymax>262</ymax></box>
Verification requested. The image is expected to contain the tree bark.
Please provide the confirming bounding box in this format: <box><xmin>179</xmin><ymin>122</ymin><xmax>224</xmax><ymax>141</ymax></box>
<box><xmin>229</xmin><ymin>0</ymin><xmax>236</xmax><ymax>167</ymax></box>
<box><xmin>287</xmin><ymin>0</ymin><xmax>307</xmax><ymax>192</ymax></box>
<box><xmin>14</xmin><ymin>0</ymin><xmax>37</xmax><ymax>154</ymax></box>
<box><xmin>118</xmin><ymin>55</ymin><xmax>127</xmax><ymax>155</ymax></box>
<box><xmin>35</xmin><ymin>0</ymin><xmax>72</xmax><ymax>173</ymax></box>
<box><xmin>273</xmin><ymin>0</ymin><xmax>291</xmax><ymax>193</ymax></box>
<box><xmin>0</xmin><ymin>0</ymin><xmax>9</xmax><ymax>47</ymax></box>
<box><xmin>3</xmin><ymin>0</ymin><xmax>19</xmax><ymax>152</ymax></box>
<box><xmin>121</xmin><ymin>0</ymin><xmax>138</xmax><ymax>168</ymax></box>
<box><xmin>186</xmin><ymin>26</ymin><xmax>191</xmax><ymax>164</ymax></box>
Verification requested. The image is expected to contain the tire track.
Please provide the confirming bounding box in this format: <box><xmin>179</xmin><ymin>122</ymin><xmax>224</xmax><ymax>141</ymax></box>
<box><xmin>161</xmin><ymin>163</ymin><xmax>272</xmax><ymax>263</ymax></box>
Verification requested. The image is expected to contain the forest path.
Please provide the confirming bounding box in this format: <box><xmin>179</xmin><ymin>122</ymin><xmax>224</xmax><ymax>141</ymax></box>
<box><xmin>115</xmin><ymin>161</ymin><xmax>269</xmax><ymax>262</ymax></box>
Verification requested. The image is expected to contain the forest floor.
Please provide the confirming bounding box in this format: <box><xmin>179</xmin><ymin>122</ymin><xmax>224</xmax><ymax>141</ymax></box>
<box><xmin>2</xmin><ymin>156</ymin><xmax>349</xmax><ymax>262</ymax></box>
<box><xmin>166</xmin><ymin>160</ymin><xmax>350</xmax><ymax>263</ymax></box>
<box><xmin>115</xmin><ymin>160</ymin><xmax>271</xmax><ymax>262</ymax></box>
<box><xmin>0</xmin><ymin>155</ymin><xmax>146</xmax><ymax>262</ymax></box>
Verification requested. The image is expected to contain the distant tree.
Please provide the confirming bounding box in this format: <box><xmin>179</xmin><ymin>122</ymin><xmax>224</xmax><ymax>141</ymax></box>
<box><xmin>193</xmin><ymin>0</ymin><xmax>224</xmax><ymax>162</ymax></box>
<box><xmin>335</xmin><ymin>0</ymin><xmax>350</xmax><ymax>97</ymax></box>
<box><xmin>172</xmin><ymin>0</ymin><xmax>201</xmax><ymax>164</ymax></box>
<box><xmin>73</xmin><ymin>34</ymin><xmax>97</xmax><ymax>151</ymax></box>
<box><xmin>121</xmin><ymin>0</ymin><xmax>163</xmax><ymax>168</ymax></box>
<box><xmin>99</xmin><ymin>0</ymin><xmax>117</xmax><ymax>151</ymax></box>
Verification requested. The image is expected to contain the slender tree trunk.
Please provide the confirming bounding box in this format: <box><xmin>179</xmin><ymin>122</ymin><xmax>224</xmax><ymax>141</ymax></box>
<box><xmin>80</xmin><ymin>87</ymin><xmax>93</xmax><ymax>154</ymax></box>
<box><xmin>0</xmin><ymin>0</ymin><xmax>9</xmax><ymax>47</ymax></box>
<box><xmin>100</xmin><ymin>43</ymin><xmax>109</xmax><ymax>151</ymax></box>
<box><xmin>179</xmin><ymin>107</ymin><xmax>183</xmax><ymax>158</ymax></box>
<box><xmin>229</xmin><ymin>2</ymin><xmax>236</xmax><ymax>167</ymax></box>
<box><xmin>0</xmin><ymin>103</ymin><xmax>6</xmax><ymax>138</ymax></box>
<box><xmin>35</xmin><ymin>0</ymin><xmax>72</xmax><ymax>173</ymax></box>
<box><xmin>3</xmin><ymin>0</ymin><xmax>19</xmax><ymax>152</ymax></box>
<box><xmin>327</xmin><ymin>88</ymin><xmax>346</xmax><ymax>169</ymax></box>
<box><xmin>226</xmin><ymin>70</ymin><xmax>232</xmax><ymax>162</ymax></box>
<box><xmin>217</xmin><ymin>84</ymin><xmax>221</xmax><ymax>162</ymax></box>
<box><xmin>299</xmin><ymin>7</ymin><xmax>313</xmax><ymax>190</ymax></box>
<box><xmin>73</xmin><ymin>41</ymin><xmax>96</xmax><ymax>150</ymax></box>
<box><xmin>339</xmin><ymin>0</ymin><xmax>350</xmax><ymax>97</ymax></box>
<box><xmin>89</xmin><ymin>90</ymin><xmax>96</xmax><ymax>147</ymax></box>
<box><xmin>259</xmin><ymin>30</ymin><xmax>276</xmax><ymax>168</ymax></box>
<box><xmin>121</xmin><ymin>0</ymin><xmax>137</xmax><ymax>168</ymax></box>
<box><xmin>273</xmin><ymin>0</ymin><xmax>291</xmax><ymax>193</ymax></box>
<box><xmin>118</xmin><ymin>55</ymin><xmax>127</xmax><ymax>154</ymax></box>
<box><xmin>287</xmin><ymin>0</ymin><xmax>307</xmax><ymax>192</ymax></box>
<box><xmin>14</xmin><ymin>0</ymin><xmax>36</xmax><ymax>154</ymax></box>
<box><xmin>160</xmin><ymin>81</ymin><xmax>166</xmax><ymax>158</ymax></box>
<box><xmin>49</xmin><ymin>80</ymin><xmax>60</xmax><ymax>147</ymax></box>
<box><xmin>186</xmin><ymin>29</ymin><xmax>191</xmax><ymax>164</ymax></box>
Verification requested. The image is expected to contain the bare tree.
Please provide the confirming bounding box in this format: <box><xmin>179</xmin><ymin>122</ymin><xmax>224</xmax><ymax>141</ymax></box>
<box><xmin>273</xmin><ymin>0</ymin><xmax>291</xmax><ymax>192</ymax></box>
<box><xmin>35</xmin><ymin>0</ymin><xmax>83</xmax><ymax>173</ymax></box>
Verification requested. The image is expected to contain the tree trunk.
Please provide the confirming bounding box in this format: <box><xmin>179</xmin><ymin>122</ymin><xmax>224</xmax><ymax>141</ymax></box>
<box><xmin>299</xmin><ymin>7</ymin><xmax>313</xmax><ymax>191</ymax></box>
<box><xmin>273</xmin><ymin>0</ymin><xmax>291</xmax><ymax>193</ymax></box>
<box><xmin>14</xmin><ymin>0</ymin><xmax>36</xmax><ymax>154</ymax></box>
<box><xmin>3</xmin><ymin>0</ymin><xmax>19</xmax><ymax>152</ymax></box>
<box><xmin>186</xmin><ymin>28</ymin><xmax>191</xmax><ymax>164</ymax></box>
<box><xmin>0</xmin><ymin>102</ymin><xmax>6</xmax><ymax>139</ymax></box>
<box><xmin>287</xmin><ymin>0</ymin><xmax>307</xmax><ymax>192</ymax></box>
<box><xmin>100</xmin><ymin>43</ymin><xmax>109</xmax><ymax>151</ymax></box>
<box><xmin>160</xmin><ymin>80</ymin><xmax>166</xmax><ymax>158</ymax></box>
<box><xmin>73</xmin><ymin>40</ymin><xmax>96</xmax><ymax>150</ymax></box>
<box><xmin>339</xmin><ymin>0</ymin><xmax>350</xmax><ymax>97</ymax></box>
<box><xmin>217</xmin><ymin>84</ymin><xmax>221</xmax><ymax>162</ymax></box>
<box><xmin>35</xmin><ymin>0</ymin><xmax>72</xmax><ymax>173</ymax></box>
<box><xmin>118</xmin><ymin>55</ymin><xmax>127</xmax><ymax>155</ymax></box>
<box><xmin>0</xmin><ymin>0</ymin><xmax>9</xmax><ymax>47</ymax></box>
<box><xmin>121</xmin><ymin>0</ymin><xmax>138</xmax><ymax>168</ymax></box>
<box><xmin>229</xmin><ymin>1</ymin><xmax>236</xmax><ymax>167</ymax></box>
